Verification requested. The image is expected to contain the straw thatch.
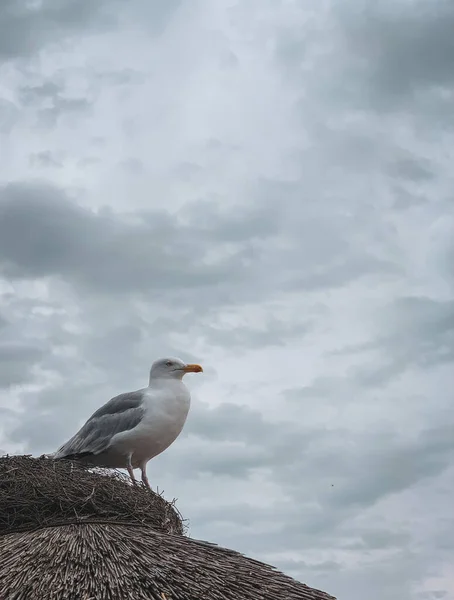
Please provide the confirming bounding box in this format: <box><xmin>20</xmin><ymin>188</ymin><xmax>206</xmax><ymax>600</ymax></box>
<box><xmin>0</xmin><ymin>455</ymin><xmax>335</xmax><ymax>600</ymax></box>
<box><xmin>0</xmin><ymin>455</ymin><xmax>183</xmax><ymax>536</ymax></box>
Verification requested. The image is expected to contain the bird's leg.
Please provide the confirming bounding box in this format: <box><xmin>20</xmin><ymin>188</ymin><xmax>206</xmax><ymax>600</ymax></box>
<box><xmin>126</xmin><ymin>454</ymin><xmax>137</xmax><ymax>485</ymax></box>
<box><xmin>140</xmin><ymin>464</ymin><xmax>152</xmax><ymax>490</ymax></box>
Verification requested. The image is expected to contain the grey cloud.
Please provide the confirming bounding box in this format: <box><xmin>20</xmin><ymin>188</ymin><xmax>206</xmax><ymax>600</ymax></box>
<box><xmin>276</xmin><ymin>0</ymin><xmax>454</xmax><ymax>128</ymax></box>
<box><xmin>340</xmin><ymin>0</ymin><xmax>454</xmax><ymax>99</ymax></box>
<box><xmin>388</xmin><ymin>297</ymin><xmax>454</xmax><ymax>334</ymax></box>
<box><xmin>197</xmin><ymin>318</ymin><xmax>311</xmax><ymax>351</ymax></box>
<box><xmin>317</xmin><ymin>548</ymin><xmax>430</xmax><ymax>600</ymax></box>
<box><xmin>280</xmin><ymin>389</ymin><xmax>454</xmax><ymax>516</ymax></box>
<box><xmin>0</xmin><ymin>0</ymin><xmax>117</xmax><ymax>61</ymax></box>
<box><xmin>386</xmin><ymin>155</ymin><xmax>435</xmax><ymax>183</ymax></box>
<box><xmin>391</xmin><ymin>187</ymin><xmax>429</xmax><ymax>211</ymax></box>
<box><xmin>188</xmin><ymin>402</ymin><xmax>273</xmax><ymax>442</ymax></box>
<box><xmin>38</xmin><ymin>98</ymin><xmax>91</xmax><ymax>128</ymax></box>
<box><xmin>0</xmin><ymin>99</ymin><xmax>20</xmax><ymax>135</ymax></box>
<box><xmin>78</xmin><ymin>157</ymin><xmax>101</xmax><ymax>168</ymax></box>
<box><xmin>96</xmin><ymin>69</ymin><xmax>147</xmax><ymax>87</ymax></box>
<box><xmin>0</xmin><ymin>342</ymin><xmax>46</xmax><ymax>388</ymax></box>
<box><xmin>275</xmin><ymin>559</ymin><xmax>342</xmax><ymax>575</ymax></box>
<box><xmin>18</xmin><ymin>82</ymin><xmax>92</xmax><ymax>128</ymax></box>
<box><xmin>332</xmin><ymin>296</ymin><xmax>454</xmax><ymax>354</ymax></box>
<box><xmin>320</xmin><ymin>297</ymin><xmax>454</xmax><ymax>393</ymax></box>
<box><xmin>8</xmin><ymin>410</ymin><xmax>66</xmax><ymax>452</ymax></box>
<box><xmin>112</xmin><ymin>306</ymin><xmax>311</xmax><ymax>353</ymax></box>
<box><xmin>343</xmin><ymin>527</ymin><xmax>412</xmax><ymax>551</ymax></box>
<box><xmin>283</xmin><ymin>376</ymin><xmax>344</xmax><ymax>402</ymax></box>
<box><xmin>8</xmin><ymin>380</ymin><xmax>113</xmax><ymax>453</ymax></box>
<box><xmin>117</xmin><ymin>0</ymin><xmax>182</xmax><ymax>36</ymax></box>
<box><xmin>178</xmin><ymin>196</ymin><xmax>280</xmax><ymax>244</ymax></box>
<box><xmin>350</xmin><ymin>297</ymin><xmax>454</xmax><ymax>387</ymax></box>
<box><xmin>19</xmin><ymin>82</ymin><xmax>62</xmax><ymax>105</ymax></box>
<box><xmin>97</xmin><ymin>310</ymin><xmax>292</xmax><ymax>354</ymax></box>
<box><xmin>191</xmin><ymin>402</ymin><xmax>453</xmax><ymax>515</ymax></box>
<box><xmin>0</xmin><ymin>0</ymin><xmax>184</xmax><ymax>63</ymax></box>
<box><xmin>189</xmin><ymin>502</ymin><xmax>347</xmax><ymax>553</ymax></box>
<box><xmin>172</xmin><ymin>162</ymin><xmax>203</xmax><ymax>183</ymax></box>
<box><xmin>0</xmin><ymin>180</ymin><xmax>390</xmax><ymax>309</ymax></box>
<box><xmin>285</xmin><ymin>254</ymin><xmax>401</xmax><ymax>292</ymax></box>
<box><xmin>0</xmin><ymin>181</ymin><xmax>247</xmax><ymax>297</ymax></box>
<box><xmin>82</xmin><ymin>324</ymin><xmax>144</xmax><ymax>369</ymax></box>
<box><xmin>177</xmin><ymin>443</ymin><xmax>273</xmax><ymax>478</ymax></box>
<box><xmin>119</xmin><ymin>158</ymin><xmax>146</xmax><ymax>175</ymax></box>
<box><xmin>29</xmin><ymin>151</ymin><xmax>63</xmax><ymax>169</ymax></box>
<box><xmin>162</xmin><ymin>404</ymin><xmax>454</xmax><ymax>518</ymax></box>
<box><xmin>324</xmin><ymin>424</ymin><xmax>454</xmax><ymax>510</ymax></box>
<box><xmin>0</xmin><ymin>406</ymin><xmax>18</xmax><ymax>432</ymax></box>
<box><xmin>77</xmin><ymin>318</ymin><xmax>202</xmax><ymax>381</ymax></box>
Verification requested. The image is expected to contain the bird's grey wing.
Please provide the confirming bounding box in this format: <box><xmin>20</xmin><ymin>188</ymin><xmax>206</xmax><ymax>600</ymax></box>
<box><xmin>54</xmin><ymin>390</ymin><xmax>146</xmax><ymax>459</ymax></box>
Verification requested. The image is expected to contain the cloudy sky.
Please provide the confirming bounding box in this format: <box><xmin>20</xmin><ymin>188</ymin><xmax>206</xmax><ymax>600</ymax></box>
<box><xmin>0</xmin><ymin>1</ymin><xmax>453</xmax><ymax>599</ymax></box>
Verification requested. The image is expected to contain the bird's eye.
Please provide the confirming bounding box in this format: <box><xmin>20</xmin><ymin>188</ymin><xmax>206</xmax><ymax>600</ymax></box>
<box><xmin>165</xmin><ymin>361</ymin><xmax>173</xmax><ymax>367</ymax></box>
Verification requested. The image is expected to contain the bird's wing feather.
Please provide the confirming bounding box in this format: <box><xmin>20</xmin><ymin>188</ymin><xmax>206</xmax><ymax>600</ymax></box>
<box><xmin>54</xmin><ymin>390</ymin><xmax>146</xmax><ymax>459</ymax></box>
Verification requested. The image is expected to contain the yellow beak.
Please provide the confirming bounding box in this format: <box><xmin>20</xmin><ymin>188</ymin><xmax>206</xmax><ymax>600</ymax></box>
<box><xmin>183</xmin><ymin>363</ymin><xmax>203</xmax><ymax>373</ymax></box>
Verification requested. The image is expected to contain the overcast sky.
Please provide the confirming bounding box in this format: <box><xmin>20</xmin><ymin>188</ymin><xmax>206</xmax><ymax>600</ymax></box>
<box><xmin>1</xmin><ymin>1</ymin><xmax>453</xmax><ymax>599</ymax></box>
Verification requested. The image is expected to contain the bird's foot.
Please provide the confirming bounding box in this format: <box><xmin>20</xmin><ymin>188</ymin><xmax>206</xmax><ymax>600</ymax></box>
<box><xmin>126</xmin><ymin>459</ymin><xmax>137</xmax><ymax>485</ymax></box>
<box><xmin>141</xmin><ymin>469</ymin><xmax>152</xmax><ymax>491</ymax></box>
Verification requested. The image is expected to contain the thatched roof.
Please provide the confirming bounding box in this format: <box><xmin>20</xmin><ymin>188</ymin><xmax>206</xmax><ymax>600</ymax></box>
<box><xmin>0</xmin><ymin>455</ymin><xmax>182</xmax><ymax>536</ymax></box>
<box><xmin>0</xmin><ymin>455</ymin><xmax>335</xmax><ymax>600</ymax></box>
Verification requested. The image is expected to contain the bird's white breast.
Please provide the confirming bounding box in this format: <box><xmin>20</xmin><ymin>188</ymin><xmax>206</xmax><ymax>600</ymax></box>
<box><xmin>112</xmin><ymin>379</ymin><xmax>191</xmax><ymax>467</ymax></box>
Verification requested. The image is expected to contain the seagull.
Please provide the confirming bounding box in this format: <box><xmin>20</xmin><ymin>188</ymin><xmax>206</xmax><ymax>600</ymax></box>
<box><xmin>53</xmin><ymin>357</ymin><xmax>203</xmax><ymax>489</ymax></box>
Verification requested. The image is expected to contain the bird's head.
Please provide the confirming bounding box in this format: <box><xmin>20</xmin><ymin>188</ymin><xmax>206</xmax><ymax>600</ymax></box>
<box><xmin>149</xmin><ymin>357</ymin><xmax>203</xmax><ymax>382</ymax></box>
